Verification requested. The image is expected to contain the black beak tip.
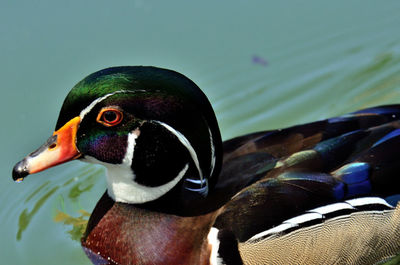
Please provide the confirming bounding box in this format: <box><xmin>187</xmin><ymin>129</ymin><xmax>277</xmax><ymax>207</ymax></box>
<box><xmin>12</xmin><ymin>160</ymin><xmax>29</xmax><ymax>182</ymax></box>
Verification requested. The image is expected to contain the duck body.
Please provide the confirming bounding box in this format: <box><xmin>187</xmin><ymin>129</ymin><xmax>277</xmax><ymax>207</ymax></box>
<box><xmin>12</xmin><ymin>66</ymin><xmax>400</xmax><ymax>265</ymax></box>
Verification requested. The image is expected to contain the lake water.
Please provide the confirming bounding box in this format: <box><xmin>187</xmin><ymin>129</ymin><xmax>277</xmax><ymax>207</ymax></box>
<box><xmin>1</xmin><ymin>1</ymin><xmax>400</xmax><ymax>264</ymax></box>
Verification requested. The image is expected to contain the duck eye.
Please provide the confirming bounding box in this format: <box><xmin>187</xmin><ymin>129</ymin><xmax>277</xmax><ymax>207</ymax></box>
<box><xmin>104</xmin><ymin>111</ymin><xmax>117</xmax><ymax>122</ymax></box>
<box><xmin>97</xmin><ymin>108</ymin><xmax>123</xmax><ymax>127</ymax></box>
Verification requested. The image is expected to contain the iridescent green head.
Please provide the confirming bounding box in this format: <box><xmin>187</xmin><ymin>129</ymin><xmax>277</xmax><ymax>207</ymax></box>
<box><xmin>13</xmin><ymin>66</ymin><xmax>222</xmax><ymax>214</ymax></box>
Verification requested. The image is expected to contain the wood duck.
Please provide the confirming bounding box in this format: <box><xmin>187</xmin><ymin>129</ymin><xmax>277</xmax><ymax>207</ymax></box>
<box><xmin>12</xmin><ymin>66</ymin><xmax>400</xmax><ymax>265</ymax></box>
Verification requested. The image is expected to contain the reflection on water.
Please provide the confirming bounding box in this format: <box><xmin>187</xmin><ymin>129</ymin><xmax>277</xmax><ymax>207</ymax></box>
<box><xmin>54</xmin><ymin>209</ymin><xmax>90</xmax><ymax>241</ymax></box>
<box><xmin>66</xmin><ymin>168</ymin><xmax>102</xmax><ymax>201</ymax></box>
<box><xmin>53</xmin><ymin>166</ymin><xmax>103</xmax><ymax>241</ymax></box>
<box><xmin>24</xmin><ymin>181</ymin><xmax>51</xmax><ymax>203</ymax></box>
<box><xmin>16</xmin><ymin>165</ymin><xmax>103</xmax><ymax>242</ymax></box>
<box><xmin>17</xmin><ymin>186</ymin><xmax>59</xmax><ymax>241</ymax></box>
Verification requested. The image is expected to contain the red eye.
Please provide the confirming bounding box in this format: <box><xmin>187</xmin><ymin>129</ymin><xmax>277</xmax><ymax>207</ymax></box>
<box><xmin>97</xmin><ymin>108</ymin><xmax>123</xmax><ymax>127</ymax></box>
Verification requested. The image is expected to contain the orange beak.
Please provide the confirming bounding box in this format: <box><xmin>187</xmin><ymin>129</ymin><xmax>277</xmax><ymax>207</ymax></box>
<box><xmin>12</xmin><ymin>117</ymin><xmax>81</xmax><ymax>182</ymax></box>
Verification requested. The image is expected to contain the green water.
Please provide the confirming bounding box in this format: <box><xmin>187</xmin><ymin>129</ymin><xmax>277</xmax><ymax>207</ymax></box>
<box><xmin>2</xmin><ymin>1</ymin><xmax>400</xmax><ymax>264</ymax></box>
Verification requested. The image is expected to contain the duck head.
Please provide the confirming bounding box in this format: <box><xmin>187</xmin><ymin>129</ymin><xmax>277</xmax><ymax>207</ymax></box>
<box><xmin>13</xmin><ymin>66</ymin><xmax>222</xmax><ymax>215</ymax></box>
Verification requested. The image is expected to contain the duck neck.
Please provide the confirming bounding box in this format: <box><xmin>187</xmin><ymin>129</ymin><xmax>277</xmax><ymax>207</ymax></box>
<box><xmin>82</xmin><ymin>192</ymin><xmax>218</xmax><ymax>265</ymax></box>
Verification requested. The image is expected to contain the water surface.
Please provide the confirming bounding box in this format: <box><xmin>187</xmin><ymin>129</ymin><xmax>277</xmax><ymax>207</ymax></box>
<box><xmin>1</xmin><ymin>1</ymin><xmax>400</xmax><ymax>264</ymax></box>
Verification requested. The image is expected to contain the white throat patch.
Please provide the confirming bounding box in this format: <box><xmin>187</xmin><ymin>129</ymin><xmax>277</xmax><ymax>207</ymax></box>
<box><xmin>83</xmin><ymin>128</ymin><xmax>191</xmax><ymax>204</ymax></box>
<box><xmin>106</xmin><ymin>129</ymin><xmax>190</xmax><ymax>203</ymax></box>
<box><xmin>106</xmin><ymin>163</ymin><xmax>189</xmax><ymax>204</ymax></box>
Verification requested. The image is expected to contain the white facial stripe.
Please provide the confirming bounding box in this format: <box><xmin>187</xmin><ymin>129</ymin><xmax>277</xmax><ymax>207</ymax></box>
<box><xmin>207</xmin><ymin>227</ymin><xmax>224</xmax><ymax>265</ymax></box>
<box><xmin>106</xmin><ymin>163</ymin><xmax>189</xmax><ymax>203</ymax></box>
<box><xmin>153</xmin><ymin>120</ymin><xmax>204</xmax><ymax>181</ymax></box>
<box><xmin>208</xmin><ymin>127</ymin><xmax>216</xmax><ymax>176</ymax></box>
<box><xmin>122</xmin><ymin>130</ymin><xmax>140</xmax><ymax>167</ymax></box>
<box><xmin>79</xmin><ymin>90</ymin><xmax>128</xmax><ymax>119</ymax></box>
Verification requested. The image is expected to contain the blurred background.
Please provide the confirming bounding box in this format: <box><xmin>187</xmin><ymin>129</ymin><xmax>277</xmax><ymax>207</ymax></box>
<box><xmin>2</xmin><ymin>1</ymin><xmax>400</xmax><ymax>264</ymax></box>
